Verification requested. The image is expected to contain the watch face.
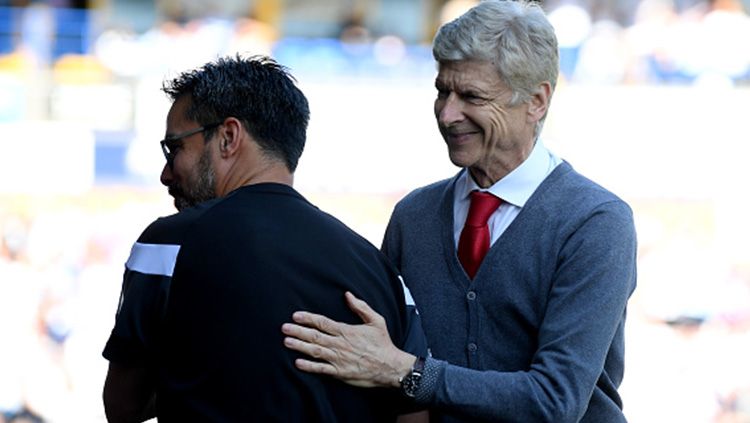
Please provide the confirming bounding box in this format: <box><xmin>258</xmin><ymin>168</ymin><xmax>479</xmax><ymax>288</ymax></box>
<box><xmin>401</xmin><ymin>357</ymin><xmax>425</xmax><ymax>398</ymax></box>
<box><xmin>402</xmin><ymin>372</ymin><xmax>422</xmax><ymax>398</ymax></box>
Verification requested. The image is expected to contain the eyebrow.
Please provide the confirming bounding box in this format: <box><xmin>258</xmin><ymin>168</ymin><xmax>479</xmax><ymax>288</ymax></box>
<box><xmin>435</xmin><ymin>83</ymin><xmax>487</xmax><ymax>97</ymax></box>
<box><xmin>435</xmin><ymin>79</ymin><xmax>486</xmax><ymax>92</ymax></box>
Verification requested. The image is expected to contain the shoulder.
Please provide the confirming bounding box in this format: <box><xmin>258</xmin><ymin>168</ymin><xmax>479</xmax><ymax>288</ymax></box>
<box><xmin>137</xmin><ymin>198</ymin><xmax>222</xmax><ymax>246</ymax></box>
<box><xmin>521</xmin><ymin>162</ymin><xmax>635</xmax><ymax>245</ymax></box>
<box><xmin>541</xmin><ymin>161</ymin><xmax>632</xmax><ymax>216</ymax></box>
<box><xmin>548</xmin><ymin>164</ymin><xmax>635</xmax><ymax>252</ymax></box>
<box><xmin>123</xmin><ymin>206</ymin><xmax>212</xmax><ymax>281</ymax></box>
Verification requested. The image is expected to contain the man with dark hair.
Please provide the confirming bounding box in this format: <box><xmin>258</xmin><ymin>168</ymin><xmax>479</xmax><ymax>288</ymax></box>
<box><xmin>102</xmin><ymin>55</ymin><xmax>426</xmax><ymax>422</ymax></box>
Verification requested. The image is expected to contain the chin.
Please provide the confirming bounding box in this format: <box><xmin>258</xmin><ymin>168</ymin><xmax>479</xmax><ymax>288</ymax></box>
<box><xmin>447</xmin><ymin>150</ymin><xmax>475</xmax><ymax>169</ymax></box>
<box><xmin>173</xmin><ymin>197</ymin><xmax>188</xmax><ymax>212</ymax></box>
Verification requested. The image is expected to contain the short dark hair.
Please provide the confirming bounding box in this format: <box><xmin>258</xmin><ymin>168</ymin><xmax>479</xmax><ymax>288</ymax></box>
<box><xmin>162</xmin><ymin>55</ymin><xmax>310</xmax><ymax>172</ymax></box>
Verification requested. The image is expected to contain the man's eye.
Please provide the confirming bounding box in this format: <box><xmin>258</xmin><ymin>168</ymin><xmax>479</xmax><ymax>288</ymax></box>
<box><xmin>166</xmin><ymin>140</ymin><xmax>181</xmax><ymax>148</ymax></box>
<box><xmin>463</xmin><ymin>93</ymin><xmax>488</xmax><ymax>105</ymax></box>
<box><xmin>436</xmin><ymin>89</ymin><xmax>448</xmax><ymax>100</ymax></box>
<box><xmin>165</xmin><ymin>141</ymin><xmax>182</xmax><ymax>154</ymax></box>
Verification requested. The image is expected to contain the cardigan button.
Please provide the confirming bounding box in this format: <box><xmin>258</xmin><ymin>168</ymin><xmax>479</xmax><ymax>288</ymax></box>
<box><xmin>467</xmin><ymin>343</ymin><xmax>477</xmax><ymax>353</ymax></box>
<box><xmin>466</xmin><ymin>291</ymin><xmax>476</xmax><ymax>301</ymax></box>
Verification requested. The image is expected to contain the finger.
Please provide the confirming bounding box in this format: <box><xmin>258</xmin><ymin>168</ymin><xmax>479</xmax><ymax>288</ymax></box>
<box><xmin>291</xmin><ymin>311</ymin><xmax>346</xmax><ymax>336</ymax></box>
<box><xmin>283</xmin><ymin>336</ymin><xmax>338</xmax><ymax>363</ymax></box>
<box><xmin>281</xmin><ymin>322</ymin><xmax>308</xmax><ymax>337</ymax></box>
<box><xmin>281</xmin><ymin>323</ymin><xmax>336</xmax><ymax>348</ymax></box>
<box><xmin>345</xmin><ymin>291</ymin><xmax>385</xmax><ymax>327</ymax></box>
<box><xmin>293</xmin><ymin>357</ymin><xmax>339</xmax><ymax>376</ymax></box>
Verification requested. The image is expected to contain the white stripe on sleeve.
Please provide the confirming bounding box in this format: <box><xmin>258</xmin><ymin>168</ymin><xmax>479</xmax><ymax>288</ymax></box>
<box><xmin>125</xmin><ymin>242</ymin><xmax>181</xmax><ymax>277</ymax></box>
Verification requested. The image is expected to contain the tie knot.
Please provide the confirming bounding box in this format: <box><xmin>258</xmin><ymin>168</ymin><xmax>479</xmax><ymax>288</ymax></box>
<box><xmin>466</xmin><ymin>191</ymin><xmax>502</xmax><ymax>227</ymax></box>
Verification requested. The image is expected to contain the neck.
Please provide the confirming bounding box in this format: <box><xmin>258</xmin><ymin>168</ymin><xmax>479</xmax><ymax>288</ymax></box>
<box><xmin>216</xmin><ymin>161</ymin><xmax>293</xmax><ymax>197</ymax></box>
<box><xmin>239</xmin><ymin>165</ymin><xmax>294</xmax><ymax>188</ymax></box>
<box><xmin>469</xmin><ymin>137</ymin><xmax>537</xmax><ymax>188</ymax></box>
<box><xmin>468</xmin><ymin>155</ymin><xmax>523</xmax><ymax>188</ymax></box>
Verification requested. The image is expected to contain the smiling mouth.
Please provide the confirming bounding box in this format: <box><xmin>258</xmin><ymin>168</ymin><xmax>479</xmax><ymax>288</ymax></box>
<box><xmin>445</xmin><ymin>131</ymin><xmax>478</xmax><ymax>143</ymax></box>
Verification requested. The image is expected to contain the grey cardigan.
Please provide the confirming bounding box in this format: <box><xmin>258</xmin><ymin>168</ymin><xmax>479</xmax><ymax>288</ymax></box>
<box><xmin>383</xmin><ymin>162</ymin><xmax>637</xmax><ymax>422</ymax></box>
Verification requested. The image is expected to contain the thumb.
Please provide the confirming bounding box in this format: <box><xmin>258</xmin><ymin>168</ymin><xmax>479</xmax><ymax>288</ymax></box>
<box><xmin>344</xmin><ymin>291</ymin><xmax>382</xmax><ymax>326</ymax></box>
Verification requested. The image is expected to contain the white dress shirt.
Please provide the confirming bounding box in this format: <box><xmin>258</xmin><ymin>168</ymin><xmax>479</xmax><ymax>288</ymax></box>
<box><xmin>453</xmin><ymin>141</ymin><xmax>562</xmax><ymax>248</ymax></box>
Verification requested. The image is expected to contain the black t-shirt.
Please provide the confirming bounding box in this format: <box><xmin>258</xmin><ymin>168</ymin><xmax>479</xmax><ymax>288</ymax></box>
<box><xmin>104</xmin><ymin>183</ymin><xmax>427</xmax><ymax>422</ymax></box>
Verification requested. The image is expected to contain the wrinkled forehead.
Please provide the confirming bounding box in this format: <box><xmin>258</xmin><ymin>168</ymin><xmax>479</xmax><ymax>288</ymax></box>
<box><xmin>435</xmin><ymin>60</ymin><xmax>506</xmax><ymax>91</ymax></box>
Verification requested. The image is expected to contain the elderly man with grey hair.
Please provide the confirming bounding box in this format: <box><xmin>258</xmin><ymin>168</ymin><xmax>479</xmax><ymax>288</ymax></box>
<box><xmin>282</xmin><ymin>1</ymin><xmax>637</xmax><ymax>422</ymax></box>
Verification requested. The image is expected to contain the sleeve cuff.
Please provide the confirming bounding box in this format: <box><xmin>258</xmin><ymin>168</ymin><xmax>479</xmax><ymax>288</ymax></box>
<box><xmin>102</xmin><ymin>333</ymin><xmax>149</xmax><ymax>365</ymax></box>
<box><xmin>414</xmin><ymin>356</ymin><xmax>443</xmax><ymax>404</ymax></box>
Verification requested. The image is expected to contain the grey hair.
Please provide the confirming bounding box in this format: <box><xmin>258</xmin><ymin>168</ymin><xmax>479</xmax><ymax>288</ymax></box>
<box><xmin>433</xmin><ymin>0</ymin><xmax>559</xmax><ymax>134</ymax></box>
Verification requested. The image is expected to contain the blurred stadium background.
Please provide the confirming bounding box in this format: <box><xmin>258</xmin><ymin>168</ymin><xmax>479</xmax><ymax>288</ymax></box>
<box><xmin>0</xmin><ymin>0</ymin><xmax>749</xmax><ymax>421</ymax></box>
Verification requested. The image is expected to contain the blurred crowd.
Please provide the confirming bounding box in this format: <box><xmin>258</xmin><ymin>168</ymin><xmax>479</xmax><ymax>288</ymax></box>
<box><xmin>0</xmin><ymin>193</ymin><xmax>171</xmax><ymax>422</ymax></box>
<box><xmin>549</xmin><ymin>0</ymin><xmax>750</xmax><ymax>85</ymax></box>
<box><xmin>0</xmin><ymin>0</ymin><xmax>749</xmax><ymax>87</ymax></box>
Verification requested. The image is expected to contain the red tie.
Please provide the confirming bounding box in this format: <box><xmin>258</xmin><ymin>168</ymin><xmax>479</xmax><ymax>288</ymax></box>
<box><xmin>458</xmin><ymin>191</ymin><xmax>502</xmax><ymax>279</ymax></box>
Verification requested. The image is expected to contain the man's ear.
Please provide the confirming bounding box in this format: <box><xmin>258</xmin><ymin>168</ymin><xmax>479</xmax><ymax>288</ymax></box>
<box><xmin>218</xmin><ymin>117</ymin><xmax>243</xmax><ymax>157</ymax></box>
<box><xmin>527</xmin><ymin>81</ymin><xmax>552</xmax><ymax>124</ymax></box>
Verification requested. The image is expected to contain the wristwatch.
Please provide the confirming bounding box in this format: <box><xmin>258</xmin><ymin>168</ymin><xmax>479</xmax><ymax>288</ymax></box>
<box><xmin>399</xmin><ymin>356</ymin><xmax>426</xmax><ymax>398</ymax></box>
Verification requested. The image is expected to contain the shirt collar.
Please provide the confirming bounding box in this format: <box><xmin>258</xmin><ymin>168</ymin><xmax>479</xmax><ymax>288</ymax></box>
<box><xmin>456</xmin><ymin>141</ymin><xmax>556</xmax><ymax>208</ymax></box>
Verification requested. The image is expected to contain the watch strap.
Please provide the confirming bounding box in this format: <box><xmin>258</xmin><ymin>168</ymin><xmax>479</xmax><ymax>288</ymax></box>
<box><xmin>399</xmin><ymin>356</ymin><xmax>426</xmax><ymax>398</ymax></box>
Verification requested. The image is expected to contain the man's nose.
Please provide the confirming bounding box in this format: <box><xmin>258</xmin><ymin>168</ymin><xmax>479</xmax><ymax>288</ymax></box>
<box><xmin>437</xmin><ymin>93</ymin><xmax>464</xmax><ymax>126</ymax></box>
<box><xmin>160</xmin><ymin>163</ymin><xmax>173</xmax><ymax>186</ymax></box>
